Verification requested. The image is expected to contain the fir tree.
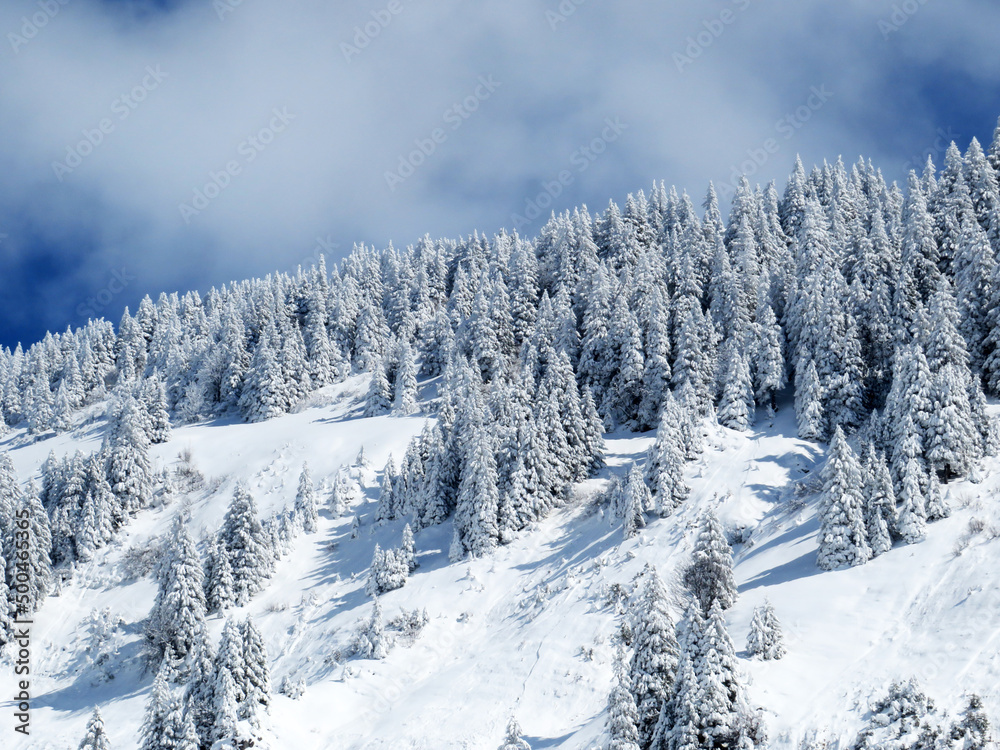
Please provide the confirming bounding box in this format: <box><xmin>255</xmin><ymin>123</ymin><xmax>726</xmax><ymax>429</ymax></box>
<box><xmin>717</xmin><ymin>341</ymin><xmax>755</xmax><ymax>432</ymax></box>
<box><xmin>452</xmin><ymin>417</ymin><xmax>501</xmax><ymax>561</ymax></box>
<box><xmin>499</xmin><ymin>716</ymin><xmax>532</xmax><ymax>750</ymax></box>
<box><xmin>746</xmin><ymin>600</ymin><xmax>785</xmax><ymax>660</ymax></box>
<box><xmin>148</xmin><ymin>516</ymin><xmax>208</xmax><ymax>676</ymax></box>
<box><xmin>400</xmin><ymin>523</ymin><xmax>417</xmax><ymax>573</ymax></box>
<box><xmin>356</xmin><ymin>597</ymin><xmax>389</xmax><ymax>659</ymax></box>
<box><xmin>607</xmin><ymin>646</ymin><xmax>641</xmax><ymax>750</ymax></box>
<box><xmin>240</xmin><ymin>616</ymin><xmax>271</xmax><ymax>724</ymax></box>
<box><xmin>629</xmin><ymin>566</ymin><xmax>679</xmax><ymax>747</ymax></box>
<box><xmin>817</xmin><ymin>427</ymin><xmax>871</xmax><ymax>571</ymax></box>
<box><xmin>644</xmin><ymin>393</ymin><xmax>690</xmax><ymax>517</ymax></box>
<box><xmin>364</xmin><ymin>356</ymin><xmax>393</xmax><ymax>417</ymax></box>
<box><xmin>682</xmin><ymin>509</ymin><xmax>738</xmax><ymax>611</ymax></box>
<box><xmin>78</xmin><ymin>706</ymin><xmax>111</xmax><ymax>750</ymax></box>
<box><xmin>795</xmin><ymin>359</ymin><xmax>825</xmax><ymax>442</ymax></box>
<box><xmin>218</xmin><ymin>485</ymin><xmax>274</xmax><ymax>606</ymax></box>
<box><xmin>392</xmin><ymin>339</ymin><xmax>419</xmax><ymax>415</ymax></box>
<box><xmin>864</xmin><ymin>451</ymin><xmax>895</xmax><ymax>557</ymax></box>
<box><xmin>294</xmin><ymin>464</ymin><xmax>318</xmax><ymax>534</ymax></box>
<box><xmin>897</xmin><ymin>457</ymin><xmax>928</xmax><ymax>544</ymax></box>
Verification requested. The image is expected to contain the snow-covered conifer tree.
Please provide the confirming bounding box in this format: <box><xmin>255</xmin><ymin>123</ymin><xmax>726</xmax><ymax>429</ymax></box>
<box><xmin>864</xmin><ymin>450</ymin><xmax>895</xmax><ymax>557</ymax></box>
<box><xmin>629</xmin><ymin>566</ymin><xmax>679</xmax><ymax>746</ymax></box>
<box><xmin>148</xmin><ymin>516</ymin><xmax>208</xmax><ymax>676</ymax></box>
<box><xmin>218</xmin><ymin>485</ymin><xmax>274</xmax><ymax>606</ymax></box>
<box><xmin>795</xmin><ymin>359</ymin><xmax>825</xmax><ymax>442</ymax></box>
<box><xmin>392</xmin><ymin>339</ymin><xmax>419</xmax><ymax>415</ymax></box>
<box><xmin>644</xmin><ymin>393</ymin><xmax>690</xmax><ymax>517</ymax></box>
<box><xmin>718</xmin><ymin>340</ymin><xmax>755</xmax><ymax>431</ymax></box>
<box><xmin>746</xmin><ymin>600</ymin><xmax>786</xmax><ymax>660</ymax></box>
<box><xmin>817</xmin><ymin>427</ymin><xmax>871</xmax><ymax>570</ymax></box>
<box><xmin>364</xmin><ymin>356</ymin><xmax>393</xmax><ymax>417</ymax></box>
<box><xmin>498</xmin><ymin>717</ymin><xmax>532</xmax><ymax>750</ymax></box>
<box><xmin>294</xmin><ymin>464</ymin><xmax>318</xmax><ymax>534</ymax></box>
<box><xmin>682</xmin><ymin>509</ymin><xmax>738</xmax><ymax>611</ymax></box>
<box><xmin>78</xmin><ymin>707</ymin><xmax>111</xmax><ymax>750</ymax></box>
<box><xmin>240</xmin><ymin>616</ymin><xmax>271</xmax><ymax>724</ymax></box>
<box><xmin>897</xmin><ymin>457</ymin><xmax>928</xmax><ymax>544</ymax></box>
<box><xmin>607</xmin><ymin>646</ymin><xmax>641</xmax><ymax>750</ymax></box>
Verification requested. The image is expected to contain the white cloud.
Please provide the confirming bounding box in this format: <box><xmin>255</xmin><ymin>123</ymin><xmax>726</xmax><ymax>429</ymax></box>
<box><xmin>0</xmin><ymin>0</ymin><xmax>998</xmax><ymax>341</ymax></box>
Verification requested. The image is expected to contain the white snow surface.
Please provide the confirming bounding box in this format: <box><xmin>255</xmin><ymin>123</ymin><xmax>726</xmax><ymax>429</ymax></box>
<box><xmin>2</xmin><ymin>379</ymin><xmax>999</xmax><ymax>749</ymax></box>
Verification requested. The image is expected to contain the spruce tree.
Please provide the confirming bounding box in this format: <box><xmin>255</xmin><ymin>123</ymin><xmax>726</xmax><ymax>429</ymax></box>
<box><xmin>0</xmin><ymin>538</ymin><xmax>13</xmax><ymax>651</ymax></box>
<box><xmin>682</xmin><ymin>509</ymin><xmax>738</xmax><ymax>611</ymax></box>
<box><xmin>746</xmin><ymin>600</ymin><xmax>785</xmax><ymax>660</ymax></box>
<box><xmin>452</xmin><ymin>417</ymin><xmax>501</xmax><ymax>561</ymax></box>
<box><xmin>78</xmin><ymin>706</ymin><xmax>111</xmax><ymax>750</ymax></box>
<box><xmin>139</xmin><ymin>665</ymin><xmax>179</xmax><ymax>750</ymax></box>
<box><xmin>392</xmin><ymin>339</ymin><xmax>419</xmax><ymax>415</ymax></box>
<box><xmin>897</xmin><ymin>457</ymin><xmax>928</xmax><ymax>544</ymax></box>
<box><xmin>294</xmin><ymin>464</ymin><xmax>319</xmax><ymax>534</ymax></box>
<box><xmin>148</xmin><ymin>516</ymin><xmax>208</xmax><ymax>677</ymax></box>
<box><xmin>218</xmin><ymin>485</ymin><xmax>274</xmax><ymax>606</ymax></box>
<box><xmin>717</xmin><ymin>341</ymin><xmax>755</xmax><ymax>432</ymax></box>
<box><xmin>499</xmin><ymin>716</ymin><xmax>532</xmax><ymax>750</ymax></box>
<box><xmin>212</xmin><ymin>666</ymin><xmax>240</xmax><ymax>747</ymax></box>
<box><xmin>644</xmin><ymin>393</ymin><xmax>690</xmax><ymax>517</ymax></box>
<box><xmin>817</xmin><ymin>427</ymin><xmax>871</xmax><ymax>571</ymax></box>
<box><xmin>607</xmin><ymin>646</ymin><xmax>641</xmax><ymax>750</ymax></box>
<box><xmin>104</xmin><ymin>393</ymin><xmax>153</xmax><ymax>518</ymax></box>
<box><xmin>864</xmin><ymin>451</ymin><xmax>895</xmax><ymax>557</ymax></box>
<box><xmin>629</xmin><ymin>566</ymin><xmax>679</xmax><ymax>747</ymax></box>
<box><xmin>364</xmin><ymin>356</ymin><xmax>393</xmax><ymax>417</ymax></box>
<box><xmin>240</xmin><ymin>616</ymin><xmax>271</xmax><ymax>724</ymax></box>
<box><xmin>795</xmin><ymin>359</ymin><xmax>825</xmax><ymax>442</ymax></box>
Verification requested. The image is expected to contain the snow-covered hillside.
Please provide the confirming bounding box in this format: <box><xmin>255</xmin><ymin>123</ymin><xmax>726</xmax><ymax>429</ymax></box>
<box><xmin>3</xmin><ymin>380</ymin><xmax>998</xmax><ymax>749</ymax></box>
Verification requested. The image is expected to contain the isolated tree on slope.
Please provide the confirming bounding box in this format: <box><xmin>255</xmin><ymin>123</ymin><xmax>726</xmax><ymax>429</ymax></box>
<box><xmin>499</xmin><ymin>716</ymin><xmax>532</xmax><ymax>750</ymax></box>
<box><xmin>78</xmin><ymin>706</ymin><xmax>111</xmax><ymax>750</ymax></box>
<box><xmin>294</xmin><ymin>464</ymin><xmax>318</xmax><ymax>534</ymax></box>
<box><xmin>629</xmin><ymin>566</ymin><xmax>679</xmax><ymax>747</ymax></box>
<box><xmin>683</xmin><ymin>509</ymin><xmax>738</xmax><ymax>611</ymax></box>
<box><xmin>817</xmin><ymin>427</ymin><xmax>871</xmax><ymax>571</ymax></box>
<box><xmin>746</xmin><ymin>600</ymin><xmax>785</xmax><ymax>660</ymax></box>
<box><xmin>607</xmin><ymin>646</ymin><xmax>641</xmax><ymax>750</ymax></box>
<box><xmin>611</xmin><ymin>468</ymin><xmax>647</xmax><ymax>540</ymax></box>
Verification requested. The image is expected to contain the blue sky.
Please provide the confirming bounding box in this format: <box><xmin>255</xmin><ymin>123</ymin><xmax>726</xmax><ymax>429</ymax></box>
<box><xmin>1</xmin><ymin>0</ymin><xmax>1000</xmax><ymax>349</ymax></box>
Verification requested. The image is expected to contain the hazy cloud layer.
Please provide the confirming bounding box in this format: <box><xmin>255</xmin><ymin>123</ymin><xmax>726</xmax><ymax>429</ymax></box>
<box><xmin>1</xmin><ymin>0</ymin><xmax>999</xmax><ymax>347</ymax></box>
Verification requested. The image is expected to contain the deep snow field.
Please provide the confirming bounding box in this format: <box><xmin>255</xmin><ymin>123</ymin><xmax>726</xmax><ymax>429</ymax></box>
<box><xmin>2</xmin><ymin>376</ymin><xmax>999</xmax><ymax>749</ymax></box>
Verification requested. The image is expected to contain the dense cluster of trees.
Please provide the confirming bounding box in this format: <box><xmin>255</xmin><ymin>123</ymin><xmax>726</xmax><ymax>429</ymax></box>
<box><xmin>1</xmin><ymin>120</ymin><xmax>1000</xmax><ymax>745</ymax></box>
<box><xmin>608</xmin><ymin>514</ymin><xmax>771</xmax><ymax>750</ymax></box>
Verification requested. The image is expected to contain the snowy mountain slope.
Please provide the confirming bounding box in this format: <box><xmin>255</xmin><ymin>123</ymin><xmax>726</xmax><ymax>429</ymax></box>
<box><xmin>3</xmin><ymin>382</ymin><xmax>999</xmax><ymax>750</ymax></box>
